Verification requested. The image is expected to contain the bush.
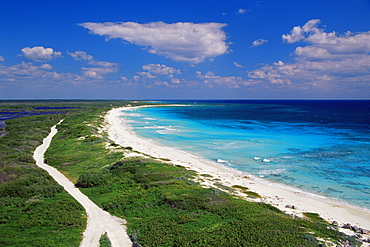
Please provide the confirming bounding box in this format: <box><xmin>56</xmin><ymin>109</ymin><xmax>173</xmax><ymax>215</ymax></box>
<box><xmin>76</xmin><ymin>172</ymin><xmax>106</xmax><ymax>188</ymax></box>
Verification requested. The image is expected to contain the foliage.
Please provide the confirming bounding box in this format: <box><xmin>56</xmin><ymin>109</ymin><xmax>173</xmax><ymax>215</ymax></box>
<box><xmin>76</xmin><ymin>172</ymin><xmax>106</xmax><ymax>188</ymax></box>
<box><xmin>99</xmin><ymin>232</ymin><xmax>112</xmax><ymax>247</ymax></box>
<box><xmin>303</xmin><ymin>212</ymin><xmax>328</xmax><ymax>224</ymax></box>
<box><xmin>0</xmin><ymin>101</ymin><xmax>132</xmax><ymax>246</ymax></box>
<box><xmin>0</xmin><ymin>193</ymin><xmax>85</xmax><ymax>246</ymax></box>
<box><xmin>77</xmin><ymin>159</ymin><xmax>359</xmax><ymax>247</ymax></box>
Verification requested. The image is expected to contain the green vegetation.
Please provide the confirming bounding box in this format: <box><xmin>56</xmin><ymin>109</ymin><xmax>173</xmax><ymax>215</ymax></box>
<box><xmin>232</xmin><ymin>185</ymin><xmax>262</xmax><ymax>198</ymax></box>
<box><xmin>43</xmin><ymin>105</ymin><xmax>360</xmax><ymax>247</ymax></box>
<box><xmin>75</xmin><ymin>158</ymin><xmax>358</xmax><ymax>246</ymax></box>
<box><xmin>303</xmin><ymin>212</ymin><xmax>328</xmax><ymax>224</ymax></box>
<box><xmin>0</xmin><ymin>101</ymin><xmax>130</xmax><ymax>246</ymax></box>
<box><xmin>1</xmin><ymin>101</ymin><xmax>361</xmax><ymax>246</ymax></box>
<box><xmin>99</xmin><ymin>233</ymin><xmax>112</xmax><ymax>247</ymax></box>
<box><xmin>1</xmin><ymin>193</ymin><xmax>86</xmax><ymax>246</ymax></box>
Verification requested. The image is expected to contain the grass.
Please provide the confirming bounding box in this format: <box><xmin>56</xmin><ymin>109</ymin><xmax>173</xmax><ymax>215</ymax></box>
<box><xmin>0</xmin><ymin>193</ymin><xmax>86</xmax><ymax>246</ymax></box>
<box><xmin>0</xmin><ymin>103</ymin><xmax>88</xmax><ymax>246</ymax></box>
<box><xmin>232</xmin><ymin>184</ymin><xmax>262</xmax><ymax>198</ymax></box>
<box><xmin>0</xmin><ymin>100</ymin><xmax>131</xmax><ymax>246</ymax></box>
<box><xmin>303</xmin><ymin>212</ymin><xmax>328</xmax><ymax>224</ymax></box>
<box><xmin>78</xmin><ymin>158</ymin><xmax>359</xmax><ymax>246</ymax></box>
<box><xmin>99</xmin><ymin>233</ymin><xmax>112</xmax><ymax>247</ymax></box>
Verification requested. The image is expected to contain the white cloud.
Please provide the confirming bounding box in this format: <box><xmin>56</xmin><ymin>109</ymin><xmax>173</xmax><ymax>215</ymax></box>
<box><xmin>293</xmin><ymin>32</ymin><xmax>370</xmax><ymax>60</ymax></box>
<box><xmin>238</xmin><ymin>9</ymin><xmax>247</xmax><ymax>14</ymax></box>
<box><xmin>68</xmin><ymin>51</ymin><xmax>118</xmax><ymax>67</ymax></box>
<box><xmin>81</xmin><ymin>66</ymin><xmax>118</xmax><ymax>79</ymax></box>
<box><xmin>142</xmin><ymin>64</ymin><xmax>181</xmax><ymax>75</ymax></box>
<box><xmin>249</xmin><ymin>20</ymin><xmax>370</xmax><ymax>89</ymax></box>
<box><xmin>0</xmin><ymin>62</ymin><xmax>55</xmax><ymax>81</ymax></box>
<box><xmin>249</xmin><ymin>55</ymin><xmax>370</xmax><ymax>87</ymax></box>
<box><xmin>285</xmin><ymin>19</ymin><xmax>370</xmax><ymax>60</ymax></box>
<box><xmin>137</xmin><ymin>72</ymin><xmax>156</xmax><ymax>79</ymax></box>
<box><xmin>129</xmin><ymin>63</ymin><xmax>182</xmax><ymax>86</ymax></box>
<box><xmin>21</xmin><ymin>46</ymin><xmax>62</xmax><ymax>62</ymax></box>
<box><xmin>197</xmin><ymin>71</ymin><xmax>258</xmax><ymax>88</ymax></box>
<box><xmin>0</xmin><ymin>59</ymin><xmax>117</xmax><ymax>84</ymax></box>
<box><xmin>282</xmin><ymin>19</ymin><xmax>370</xmax><ymax>55</ymax></box>
<box><xmin>233</xmin><ymin>62</ymin><xmax>244</xmax><ymax>68</ymax></box>
<box><xmin>66</xmin><ymin>50</ymin><xmax>119</xmax><ymax>80</ymax></box>
<box><xmin>251</xmin><ymin>38</ymin><xmax>268</xmax><ymax>47</ymax></box>
<box><xmin>121</xmin><ymin>64</ymin><xmax>183</xmax><ymax>87</ymax></box>
<box><xmin>0</xmin><ymin>56</ymin><xmax>4</xmax><ymax>61</ymax></box>
<box><xmin>273</xmin><ymin>61</ymin><xmax>284</xmax><ymax>66</ymax></box>
<box><xmin>282</xmin><ymin>19</ymin><xmax>321</xmax><ymax>43</ymax></box>
<box><xmin>79</xmin><ymin>21</ymin><xmax>229</xmax><ymax>63</ymax></box>
<box><xmin>39</xmin><ymin>64</ymin><xmax>52</xmax><ymax>70</ymax></box>
<box><xmin>82</xmin><ymin>70</ymin><xmax>102</xmax><ymax>79</ymax></box>
<box><xmin>171</xmin><ymin>78</ymin><xmax>181</xmax><ymax>84</ymax></box>
<box><xmin>92</xmin><ymin>60</ymin><xmax>118</xmax><ymax>67</ymax></box>
<box><xmin>68</xmin><ymin>51</ymin><xmax>93</xmax><ymax>61</ymax></box>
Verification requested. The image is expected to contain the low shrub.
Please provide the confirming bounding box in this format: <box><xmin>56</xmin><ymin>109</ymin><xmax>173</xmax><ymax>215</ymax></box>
<box><xmin>76</xmin><ymin>172</ymin><xmax>106</xmax><ymax>188</ymax></box>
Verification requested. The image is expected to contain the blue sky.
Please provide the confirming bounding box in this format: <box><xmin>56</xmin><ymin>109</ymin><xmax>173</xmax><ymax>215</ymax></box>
<box><xmin>1</xmin><ymin>0</ymin><xmax>369</xmax><ymax>99</ymax></box>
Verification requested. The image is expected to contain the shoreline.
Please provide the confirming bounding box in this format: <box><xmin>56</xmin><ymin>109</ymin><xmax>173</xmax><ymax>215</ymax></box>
<box><xmin>105</xmin><ymin>106</ymin><xmax>370</xmax><ymax>232</ymax></box>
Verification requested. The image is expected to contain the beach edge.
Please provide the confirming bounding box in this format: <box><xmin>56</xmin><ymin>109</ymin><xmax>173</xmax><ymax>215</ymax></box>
<box><xmin>105</xmin><ymin>106</ymin><xmax>370</xmax><ymax>231</ymax></box>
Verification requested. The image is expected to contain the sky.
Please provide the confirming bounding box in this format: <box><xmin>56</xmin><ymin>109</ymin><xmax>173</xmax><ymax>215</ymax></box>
<box><xmin>1</xmin><ymin>0</ymin><xmax>369</xmax><ymax>99</ymax></box>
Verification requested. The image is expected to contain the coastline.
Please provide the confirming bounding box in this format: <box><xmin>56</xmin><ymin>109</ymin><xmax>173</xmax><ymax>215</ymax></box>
<box><xmin>105</xmin><ymin>106</ymin><xmax>370</xmax><ymax>231</ymax></box>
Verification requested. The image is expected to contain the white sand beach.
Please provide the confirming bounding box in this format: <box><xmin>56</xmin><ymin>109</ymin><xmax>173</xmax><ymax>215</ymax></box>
<box><xmin>105</xmin><ymin>106</ymin><xmax>370</xmax><ymax>234</ymax></box>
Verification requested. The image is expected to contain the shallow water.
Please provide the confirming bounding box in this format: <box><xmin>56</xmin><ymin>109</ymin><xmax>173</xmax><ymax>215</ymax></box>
<box><xmin>121</xmin><ymin>100</ymin><xmax>370</xmax><ymax>209</ymax></box>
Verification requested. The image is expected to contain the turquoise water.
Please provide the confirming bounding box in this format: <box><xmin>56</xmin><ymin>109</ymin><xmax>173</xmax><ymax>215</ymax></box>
<box><xmin>120</xmin><ymin>100</ymin><xmax>370</xmax><ymax>209</ymax></box>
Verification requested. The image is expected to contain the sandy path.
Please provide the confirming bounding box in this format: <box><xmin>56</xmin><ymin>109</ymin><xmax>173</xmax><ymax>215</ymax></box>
<box><xmin>33</xmin><ymin>121</ymin><xmax>132</xmax><ymax>247</ymax></box>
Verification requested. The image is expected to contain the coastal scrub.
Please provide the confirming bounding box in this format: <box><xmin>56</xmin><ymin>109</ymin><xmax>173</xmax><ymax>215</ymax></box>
<box><xmin>43</xmin><ymin>103</ymin><xmax>360</xmax><ymax>246</ymax></box>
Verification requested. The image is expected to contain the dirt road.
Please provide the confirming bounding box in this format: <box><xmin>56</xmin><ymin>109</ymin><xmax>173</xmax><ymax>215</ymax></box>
<box><xmin>33</xmin><ymin>121</ymin><xmax>132</xmax><ymax>247</ymax></box>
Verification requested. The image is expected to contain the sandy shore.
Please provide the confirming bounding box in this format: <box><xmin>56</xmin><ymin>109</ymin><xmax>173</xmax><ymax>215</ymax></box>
<box><xmin>106</xmin><ymin>106</ymin><xmax>370</xmax><ymax>232</ymax></box>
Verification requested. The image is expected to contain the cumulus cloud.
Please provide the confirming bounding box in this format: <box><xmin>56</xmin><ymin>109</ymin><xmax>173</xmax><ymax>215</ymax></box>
<box><xmin>137</xmin><ymin>72</ymin><xmax>156</xmax><ymax>79</ymax></box>
<box><xmin>142</xmin><ymin>63</ymin><xmax>181</xmax><ymax>75</ymax></box>
<box><xmin>21</xmin><ymin>46</ymin><xmax>62</xmax><ymax>62</ymax></box>
<box><xmin>233</xmin><ymin>62</ymin><xmax>244</xmax><ymax>68</ymax></box>
<box><xmin>0</xmin><ymin>58</ymin><xmax>117</xmax><ymax>84</ymax></box>
<box><xmin>282</xmin><ymin>19</ymin><xmax>321</xmax><ymax>43</ymax></box>
<box><xmin>251</xmin><ymin>38</ymin><xmax>268</xmax><ymax>47</ymax></box>
<box><xmin>285</xmin><ymin>19</ymin><xmax>370</xmax><ymax>60</ymax></box>
<box><xmin>238</xmin><ymin>9</ymin><xmax>247</xmax><ymax>14</ymax></box>
<box><xmin>0</xmin><ymin>62</ymin><xmax>53</xmax><ymax>81</ymax></box>
<box><xmin>171</xmin><ymin>78</ymin><xmax>181</xmax><ymax>84</ymax></box>
<box><xmin>66</xmin><ymin>50</ymin><xmax>119</xmax><ymax>80</ymax></box>
<box><xmin>81</xmin><ymin>66</ymin><xmax>118</xmax><ymax>79</ymax></box>
<box><xmin>0</xmin><ymin>62</ymin><xmax>77</xmax><ymax>83</ymax></box>
<box><xmin>68</xmin><ymin>51</ymin><xmax>118</xmax><ymax>67</ymax></box>
<box><xmin>249</xmin><ymin>19</ymin><xmax>370</xmax><ymax>88</ymax></box>
<box><xmin>0</xmin><ymin>56</ymin><xmax>4</xmax><ymax>61</ymax></box>
<box><xmin>197</xmin><ymin>71</ymin><xmax>257</xmax><ymax>88</ymax></box>
<box><xmin>282</xmin><ymin>19</ymin><xmax>370</xmax><ymax>56</ymax></box>
<box><xmin>120</xmin><ymin>63</ymin><xmax>183</xmax><ymax>87</ymax></box>
<box><xmin>68</xmin><ymin>51</ymin><xmax>93</xmax><ymax>61</ymax></box>
<box><xmin>79</xmin><ymin>21</ymin><xmax>229</xmax><ymax>63</ymax></box>
<box><xmin>92</xmin><ymin>61</ymin><xmax>118</xmax><ymax>67</ymax></box>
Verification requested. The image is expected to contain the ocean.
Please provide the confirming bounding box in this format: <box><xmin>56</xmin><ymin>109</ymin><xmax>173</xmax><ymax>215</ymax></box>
<box><xmin>120</xmin><ymin>100</ymin><xmax>370</xmax><ymax>210</ymax></box>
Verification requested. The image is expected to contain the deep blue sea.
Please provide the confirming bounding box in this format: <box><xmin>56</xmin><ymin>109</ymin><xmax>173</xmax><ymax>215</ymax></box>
<box><xmin>121</xmin><ymin>100</ymin><xmax>370</xmax><ymax>209</ymax></box>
